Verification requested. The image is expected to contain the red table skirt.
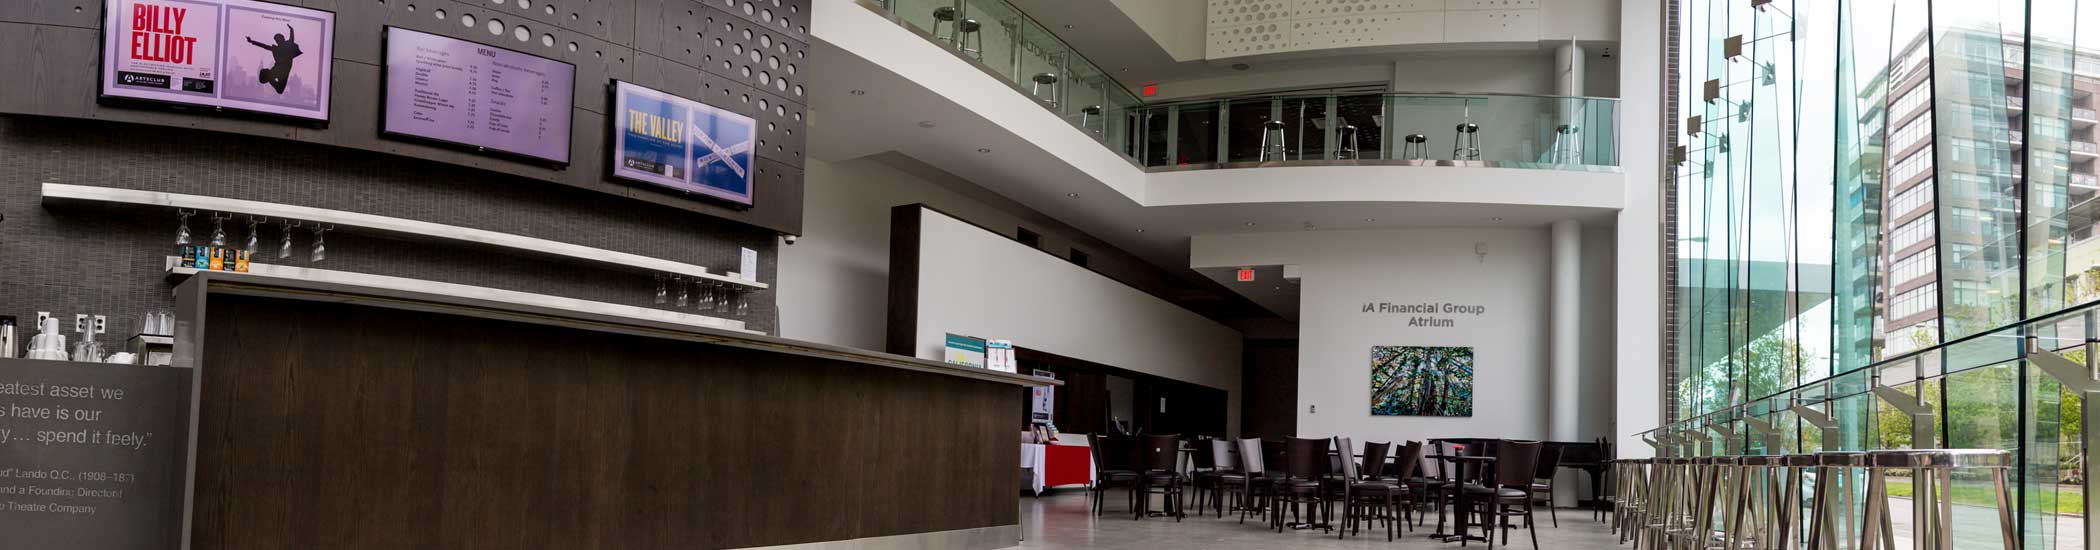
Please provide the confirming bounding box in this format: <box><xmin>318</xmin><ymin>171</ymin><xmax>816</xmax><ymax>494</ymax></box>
<box><xmin>1044</xmin><ymin>444</ymin><xmax>1092</xmax><ymax>487</ymax></box>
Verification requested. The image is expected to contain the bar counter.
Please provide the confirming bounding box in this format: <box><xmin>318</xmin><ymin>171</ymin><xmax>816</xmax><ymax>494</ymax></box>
<box><xmin>163</xmin><ymin>272</ymin><xmax>1050</xmax><ymax>550</ymax></box>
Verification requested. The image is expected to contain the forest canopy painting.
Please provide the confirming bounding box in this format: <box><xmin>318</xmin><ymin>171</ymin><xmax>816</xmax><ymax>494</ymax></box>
<box><xmin>1370</xmin><ymin>346</ymin><xmax>1474</xmax><ymax>417</ymax></box>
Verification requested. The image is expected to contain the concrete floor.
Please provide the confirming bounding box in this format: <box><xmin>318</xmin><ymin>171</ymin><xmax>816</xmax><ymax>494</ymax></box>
<box><xmin>1011</xmin><ymin>491</ymin><xmax>1626</xmax><ymax>550</ymax></box>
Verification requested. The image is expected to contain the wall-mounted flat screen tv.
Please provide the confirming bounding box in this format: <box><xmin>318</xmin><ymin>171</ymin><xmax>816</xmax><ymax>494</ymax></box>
<box><xmin>609</xmin><ymin>81</ymin><xmax>757</xmax><ymax>206</ymax></box>
<box><xmin>100</xmin><ymin>0</ymin><xmax>336</xmax><ymax>123</ymax></box>
<box><xmin>380</xmin><ymin>26</ymin><xmax>574</xmax><ymax>165</ymax></box>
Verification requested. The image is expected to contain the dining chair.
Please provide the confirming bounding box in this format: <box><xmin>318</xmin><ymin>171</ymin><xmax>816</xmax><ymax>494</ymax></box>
<box><xmin>1335</xmin><ymin>439</ymin><xmax>1403</xmax><ymax>540</ymax></box>
<box><xmin>1135</xmin><ymin>434</ymin><xmax>1185</xmax><ymax>521</ymax></box>
<box><xmin>1531</xmin><ymin>444</ymin><xmax>1565</xmax><ymax>528</ymax></box>
<box><xmin>1273</xmin><ymin>437</ymin><xmax>1331</xmax><ymax>532</ymax></box>
<box><xmin>1229</xmin><ymin>437</ymin><xmax>1269</xmax><ymax>524</ymax></box>
<box><xmin>1088</xmin><ymin>434</ymin><xmax>1141</xmax><ymax>517</ymax></box>
<box><xmin>1466</xmin><ymin>439</ymin><xmax>1544</xmax><ymax>549</ymax></box>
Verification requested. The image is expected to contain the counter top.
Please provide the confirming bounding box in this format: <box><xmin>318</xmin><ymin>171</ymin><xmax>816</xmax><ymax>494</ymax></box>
<box><xmin>178</xmin><ymin>272</ymin><xmax>1057</xmax><ymax>388</ymax></box>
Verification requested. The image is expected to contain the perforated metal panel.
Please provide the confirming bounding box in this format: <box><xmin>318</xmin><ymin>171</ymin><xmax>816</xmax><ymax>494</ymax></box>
<box><xmin>1203</xmin><ymin>0</ymin><xmax>1542</xmax><ymax>60</ymax></box>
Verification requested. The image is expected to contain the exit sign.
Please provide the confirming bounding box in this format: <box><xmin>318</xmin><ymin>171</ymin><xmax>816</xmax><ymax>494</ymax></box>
<box><xmin>1236</xmin><ymin>268</ymin><xmax>1255</xmax><ymax>282</ymax></box>
<box><xmin>1142</xmin><ymin>84</ymin><xmax>1158</xmax><ymax>97</ymax></box>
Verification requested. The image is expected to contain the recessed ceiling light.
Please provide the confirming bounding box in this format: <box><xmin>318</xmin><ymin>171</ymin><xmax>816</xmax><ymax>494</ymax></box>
<box><xmin>1244</xmin><ymin>222</ymin><xmax>1257</xmax><ymax>227</ymax></box>
<box><xmin>1364</xmin><ymin>218</ymin><xmax>1377</xmax><ymax>222</ymax></box>
<box><xmin>1135</xmin><ymin>228</ymin><xmax>1146</xmax><ymax>233</ymax></box>
<box><xmin>1119</xmin><ymin>67</ymin><xmax>1129</xmax><ymax>72</ymax></box>
<box><xmin>1063</xmin><ymin>24</ymin><xmax>1074</xmax><ymax>29</ymax></box>
<box><xmin>1231</xmin><ymin>63</ymin><xmax>1251</xmax><ymax>71</ymax></box>
<box><xmin>917</xmin><ymin>121</ymin><xmax>937</xmax><ymax>128</ymax></box>
<box><xmin>849</xmin><ymin>89</ymin><xmax>866</xmax><ymax>95</ymax></box>
<box><xmin>1065</xmin><ymin>192</ymin><xmax>1079</xmax><ymax>198</ymax></box>
<box><xmin>1488</xmin><ymin>217</ymin><xmax>1505</xmax><ymax>222</ymax></box>
<box><xmin>976</xmin><ymin>147</ymin><xmax>991</xmax><ymax>153</ymax></box>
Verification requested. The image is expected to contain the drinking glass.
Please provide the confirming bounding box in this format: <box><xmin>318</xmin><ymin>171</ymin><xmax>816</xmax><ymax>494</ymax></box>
<box><xmin>674</xmin><ymin>276</ymin><xmax>689</xmax><ymax>307</ymax></box>
<box><xmin>175</xmin><ymin>210</ymin><xmax>193</xmax><ymax>246</ymax></box>
<box><xmin>209</xmin><ymin>214</ymin><xmax>228</xmax><ymax>247</ymax></box>
<box><xmin>278</xmin><ymin>221</ymin><xmax>298</xmax><ymax>260</ymax></box>
<box><xmin>310</xmin><ymin>226</ymin><xmax>329</xmax><ymax>262</ymax></box>
<box><xmin>654</xmin><ymin>274</ymin><xmax>668</xmax><ymax>304</ymax></box>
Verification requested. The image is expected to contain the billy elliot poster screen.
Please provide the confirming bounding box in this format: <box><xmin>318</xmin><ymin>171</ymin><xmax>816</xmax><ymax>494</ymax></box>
<box><xmin>612</xmin><ymin>81</ymin><xmax>757</xmax><ymax>206</ymax></box>
<box><xmin>101</xmin><ymin>0</ymin><xmax>334</xmax><ymax>122</ymax></box>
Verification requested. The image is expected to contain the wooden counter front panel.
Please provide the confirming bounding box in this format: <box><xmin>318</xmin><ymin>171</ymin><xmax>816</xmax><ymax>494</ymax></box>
<box><xmin>190</xmin><ymin>294</ymin><xmax>1018</xmax><ymax>549</ymax></box>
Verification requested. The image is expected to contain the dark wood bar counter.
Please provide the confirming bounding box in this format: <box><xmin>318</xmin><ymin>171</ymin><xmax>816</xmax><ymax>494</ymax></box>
<box><xmin>169</xmin><ymin>272</ymin><xmax>1053</xmax><ymax>550</ymax></box>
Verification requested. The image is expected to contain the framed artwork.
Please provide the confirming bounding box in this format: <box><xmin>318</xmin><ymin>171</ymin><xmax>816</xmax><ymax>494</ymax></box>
<box><xmin>1370</xmin><ymin>345</ymin><xmax>1474</xmax><ymax>417</ymax></box>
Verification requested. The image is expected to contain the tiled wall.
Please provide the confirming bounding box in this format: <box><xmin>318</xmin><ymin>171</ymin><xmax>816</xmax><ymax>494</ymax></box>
<box><xmin>0</xmin><ymin>116</ymin><xmax>780</xmax><ymax>342</ymax></box>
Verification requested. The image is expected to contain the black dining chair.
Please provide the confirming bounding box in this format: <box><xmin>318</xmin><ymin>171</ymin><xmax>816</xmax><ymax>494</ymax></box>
<box><xmin>1135</xmin><ymin>434</ymin><xmax>1185</xmax><ymax>521</ymax></box>
<box><xmin>1465</xmin><ymin>439</ymin><xmax>1544</xmax><ymax>549</ymax></box>
<box><xmin>1530</xmin><ymin>444</ymin><xmax>1564</xmax><ymax>528</ymax></box>
<box><xmin>1385</xmin><ymin>441</ymin><xmax>1427</xmax><ymax>529</ymax></box>
<box><xmin>1089</xmin><ymin>434</ymin><xmax>1141</xmax><ymax>517</ymax></box>
<box><xmin>1271</xmin><ymin>437</ymin><xmax>1331</xmax><ymax>533</ymax></box>
<box><xmin>1333</xmin><ymin>439</ymin><xmax>1405</xmax><ymax>540</ymax></box>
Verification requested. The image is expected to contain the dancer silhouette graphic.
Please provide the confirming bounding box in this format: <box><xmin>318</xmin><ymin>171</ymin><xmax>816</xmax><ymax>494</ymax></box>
<box><xmin>246</xmin><ymin>25</ymin><xmax>303</xmax><ymax>94</ymax></box>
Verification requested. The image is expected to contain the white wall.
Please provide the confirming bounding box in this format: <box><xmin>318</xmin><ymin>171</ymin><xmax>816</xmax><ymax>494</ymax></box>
<box><xmin>1615</xmin><ymin>0</ymin><xmax>1663</xmax><ymax>460</ymax></box>
<box><xmin>1191</xmin><ymin>226</ymin><xmax>1616</xmax><ymax>448</ymax></box>
<box><xmin>913</xmin><ymin>208</ymin><xmax>1247</xmax><ymax>435</ymax></box>
<box><xmin>778</xmin><ymin>158</ymin><xmax>980</xmax><ymax>350</ymax></box>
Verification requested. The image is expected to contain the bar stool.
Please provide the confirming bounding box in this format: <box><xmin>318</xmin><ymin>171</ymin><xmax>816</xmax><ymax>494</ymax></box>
<box><xmin>1808</xmin><ymin>452</ymin><xmax>1867</xmax><ymax>550</ymax></box>
<box><xmin>1551</xmin><ymin>124</ymin><xmax>1583</xmax><ymax>163</ymax></box>
<box><xmin>1402</xmin><ymin>133</ymin><xmax>1429</xmax><ymax>160</ymax></box>
<box><xmin>1729</xmin><ymin>455</ymin><xmax>1785</xmax><ymax>550</ymax></box>
<box><xmin>1258</xmin><ymin>120</ymin><xmax>1286</xmax><ymax>161</ymax></box>
<box><xmin>1859</xmin><ymin>449</ymin><xmax>2015</xmax><ymax>550</ymax></box>
<box><xmin>1612</xmin><ymin>459</ymin><xmax>1649</xmax><ymax>542</ymax></box>
<box><xmin>1453</xmin><ymin>123</ymin><xmax>1481</xmax><ymax>160</ymax></box>
<box><xmin>930</xmin><ymin>6</ymin><xmax>958</xmax><ymax>43</ymax></box>
<box><xmin>958</xmin><ymin>19</ymin><xmax>984</xmax><ymax>59</ymax></box>
<box><xmin>1336</xmin><ymin>124</ymin><xmax>1361</xmax><ymax>159</ymax></box>
<box><xmin>1644</xmin><ymin>457</ymin><xmax>1689</xmax><ymax>550</ymax></box>
<box><xmin>1030</xmin><ymin>73</ymin><xmax>1059</xmax><ymax>107</ymax></box>
<box><xmin>1773</xmin><ymin>454</ymin><xmax>1817</xmax><ymax>550</ymax></box>
<box><xmin>1079</xmin><ymin>105</ymin><xmax>1103</xmax><ymax>135</ymax></box>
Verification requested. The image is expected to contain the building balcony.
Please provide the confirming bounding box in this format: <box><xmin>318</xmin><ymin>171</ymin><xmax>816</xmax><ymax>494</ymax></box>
<box><xmin>854</xmin><ymin>0</ymin><xmax>1618</xmax><ymax>175</ymax></box>
<box><xmin>2074</xmin><ymin>173</ymin><xmax>2099</xmax><ymax>189</ymax></box>
<box><xmin>2076</xmin><ymin>141</ymin><xmax>2100</xmax><ymax>156</ymax></box>
<box><xmin>2078</xmin><ymin>108</ymin><xmax>2099</xmax><ymax>125</ymax></box>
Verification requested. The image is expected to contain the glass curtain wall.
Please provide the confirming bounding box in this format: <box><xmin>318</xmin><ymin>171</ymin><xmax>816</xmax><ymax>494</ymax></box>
<box><xmin>1668</xmin><ymin>0</ymin><xmax>2100</xmax><ymax>546</ymax></box>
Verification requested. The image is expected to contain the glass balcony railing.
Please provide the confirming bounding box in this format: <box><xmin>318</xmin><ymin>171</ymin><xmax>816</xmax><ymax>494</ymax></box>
<box><xmin>858</xmin><ymin>1</ymin><xmax>1619</xmax><ymax>174</ymax></box>
<box><xmin>1126</xmin><ymin>93</ymin><xmax>1619</xmax><ymax>171</ymax></box>
<box><xmin>865</xmin><ymin>0</ymin><xmax>1141</xmax><ymax>156</ymax></box>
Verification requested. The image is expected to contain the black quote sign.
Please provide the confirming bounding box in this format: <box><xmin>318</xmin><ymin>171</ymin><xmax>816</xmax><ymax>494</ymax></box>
<box><xmin>0</xmin><ymin>359</ymin><xmax>191</xmax><ymax>549</ymax></box>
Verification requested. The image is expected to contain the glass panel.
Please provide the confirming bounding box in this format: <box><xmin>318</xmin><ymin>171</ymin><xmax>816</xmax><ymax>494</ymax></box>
<box><xmin>892</xmin><ymin>0</ymin><xmax>961</xmax><ymax>41</ymax></box>
<box><xmin>1140</xmin><ymin>108</ymin><xmax>1169</xmax><ymax>166</ymax></box>
<box><xmin>1015</xmin><ymin>19</ymin><xmax>1066</xmax><ymax>109</ymax></box>
<box><xmin>1930</xmin><ymin>0</ymin><xmax>2023</xmax><ymax>340</ymax></box>
<box><xmin>1174</xmin><ymin>104</ymin><xmax>1219</xmax><ymax>166</ymax></box>
<box><xmin>1063</xmin><ymin>59</ymin><xmax>1109</xmax><ymax>137</ymax></box>
<box><xmin>957</xmin><ymin>0</ymin><xmax>1020</xmax><ymax>82</ymax></box>
<box><xmin>1334</xmin><ymin>94</ymin><xmax>1385</xmax><ymax>160</ymax></box>
<box><xmin>1225</xmin><ymin>99</ymin><xmax>1275</xmax><ymax>163</ymax></box>
<box><xmin>1281</xmin><ymin>97</ymin><xmax>1327</xmax><ymax>161</ymax></box>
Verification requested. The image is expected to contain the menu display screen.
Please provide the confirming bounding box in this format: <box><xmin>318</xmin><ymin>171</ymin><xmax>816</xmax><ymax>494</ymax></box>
<box><xmin>99</xmin><ymin>0</ymin><xmax>336</xmax><ymax>122</ymax></box>
<box><xmin>381</xmin><ymin>26</ymin><xmax>574</xmax><ymax>165</ymax></box>
<box><xmin>610</xmin><ymin>81</ymin><xmax>757</xmax><ymax>205</ymax></box>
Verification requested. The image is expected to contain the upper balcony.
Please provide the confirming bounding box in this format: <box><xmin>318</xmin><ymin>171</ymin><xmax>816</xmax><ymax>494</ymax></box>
<box><xmin>856</xmin><ymin>0</ymin><xmax>1619</xmax><ymax>175</ymax></box>
<box><xmin>811</xmin><ymin>0</ymin><xmax>1626</xmax><ymax>224</ymax></box>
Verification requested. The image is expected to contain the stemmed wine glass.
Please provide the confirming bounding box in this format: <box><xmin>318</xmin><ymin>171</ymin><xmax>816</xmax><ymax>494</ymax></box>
<box><xmin>244</xmin><ymin>217</ymin><xmax>263</xmax><ymax>255</ymax></box>
<box><xmin>697</xmin><ymin>279</ymin><xmax>717</xmax><ymax>311</ymax></box>
<box><xmin>175</xmin><ymin>210</ymin><xmax>194</xmax><ymax>246</ymax></box>
<box><xmin>278</xmin><ymin>220</ymin><xmax>300</xmax><ymax>260</ymax></box>
<box><xmin>674</xmin><ymin>275</ymin><xmax>689</xmax><ymax>307</ymax></box>
<box><xmin>654</xmin><ymin>274</ymin><xmax>668</xmax><ymax>305</ymax></box>
<box><xmin>310</xmin><ymin>225</ymin><xmax>330</xmax><ymax>262</ymax></box>
<box><xmin>209</xmin><ymin>213</ymin><xmax>229</xmax><ymax>247</ymax></box>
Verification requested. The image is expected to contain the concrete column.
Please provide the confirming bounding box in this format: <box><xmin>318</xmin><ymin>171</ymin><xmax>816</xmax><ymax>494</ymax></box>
<box><xmin>1554</xmin><ymin>39</ymin><xmax>1586</xmax><ymax>97</ymax></box>
<box><xmin>1551</xmin><ymin>219</ymin><xmax>1582</xmax><ymax>444</ymax></box>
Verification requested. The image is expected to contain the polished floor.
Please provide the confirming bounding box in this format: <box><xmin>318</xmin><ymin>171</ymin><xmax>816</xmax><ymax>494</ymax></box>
<box><xmin>1012</xmin><ymin>490</ymin><xmax>1625</xmax><ymax>550</ymax></box>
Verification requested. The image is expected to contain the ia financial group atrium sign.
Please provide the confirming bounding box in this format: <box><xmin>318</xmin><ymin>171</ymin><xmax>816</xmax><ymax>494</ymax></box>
<box><xmin>1360</xmin><ymin>301</ymin><xmax>1487</xmax><ymax>328</ymax></box>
